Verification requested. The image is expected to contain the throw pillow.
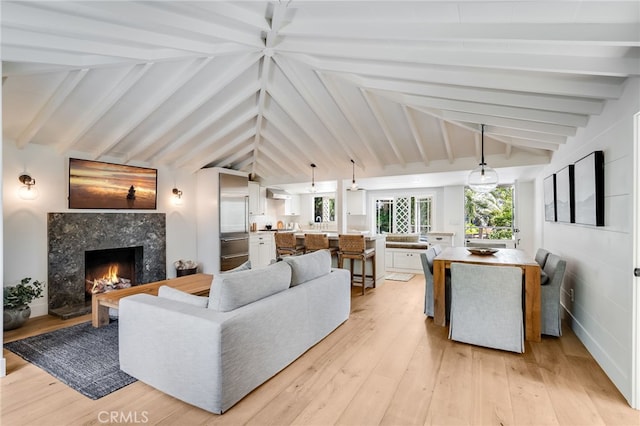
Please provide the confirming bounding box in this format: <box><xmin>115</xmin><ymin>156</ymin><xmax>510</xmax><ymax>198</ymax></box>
<box><xmin>158</xmin><ymin>285</ymin><xmax>209</xmax><ymax>308</ymax></box>
<box><xmin>283</xmin><ymin>250</ymin><xmax>331</xmax><ymax>286</ymax></box>
<box><xmin>208</xmin><ymin>261</ymin><xmax>291</xmax><ymax>312</ymax></box>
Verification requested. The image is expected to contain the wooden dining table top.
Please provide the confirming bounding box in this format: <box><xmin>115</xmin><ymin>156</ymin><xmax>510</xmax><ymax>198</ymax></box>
<box><xmin>435</xmin><ymin>246</ymin><xmax>538</xmax><ymax>267</ymax></box>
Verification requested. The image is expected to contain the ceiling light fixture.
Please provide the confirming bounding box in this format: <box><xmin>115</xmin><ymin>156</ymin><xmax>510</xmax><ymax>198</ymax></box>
<box><xmin>350</xmin><ymin>159</ymin><xmax>358</xmax><ymax>190</ymax></box>
<box><xmin>310</xmin><ymin>163</ymin><xmax>317</xmax><ymax>193</ymax></box>
<box><xmin>468</xmin><ymin>124</ymin><xmax>498</xmax><ymax>193</ymax></box>
<box><xmin>18</xmin><ymin>174</ymin><xmax>38</xmax><ymax>200</ymax></box>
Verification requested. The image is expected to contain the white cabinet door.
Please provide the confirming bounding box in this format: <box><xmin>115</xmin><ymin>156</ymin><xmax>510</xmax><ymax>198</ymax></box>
<box><xmin>284</xmin><ymin>195</ymin><xmax>300</xmax><ymax>216</ymax></box>
<box><xmin>346</xmin><ymin>189</ymin><xmax>366</xmax><ymax>215</ymax></box>
<box><xmin>249</xmin><ymin>234</ymin><xmax>275</xmax><ymax>268</ymax></box>
<box><xmin>393</xmin><ymin>251</ymin><xmax>422</xmax><ymax>270</ymax></box>
<box><xmin>248</xmin><ymin>181</ymin><xmax>266</xmax><ymax>216</ymax></box>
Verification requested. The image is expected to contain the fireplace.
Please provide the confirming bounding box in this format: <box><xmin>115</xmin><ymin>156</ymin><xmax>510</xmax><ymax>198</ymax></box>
<box><xmin>85</xmin><ymin>246</ymin><xmax>143</xmax><ymax>297</ymax></box>
<box><xmin>48</xmin><ymin>213</ymin><xmax>166</xmax><ymax>319</ymax></box>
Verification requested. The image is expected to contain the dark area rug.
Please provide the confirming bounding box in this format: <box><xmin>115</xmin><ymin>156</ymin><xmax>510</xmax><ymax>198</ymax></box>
<box><xmin>3</xmin><ymin>320</ymin><xmax>136</xmax><ymax>399</ymax></box>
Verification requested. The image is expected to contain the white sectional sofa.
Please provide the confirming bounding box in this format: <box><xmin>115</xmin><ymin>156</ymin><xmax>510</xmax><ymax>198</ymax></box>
<box><xmin>118</xmin><ymin>250</ymin><xmax>350</xmax><ymax>414</ymax></box>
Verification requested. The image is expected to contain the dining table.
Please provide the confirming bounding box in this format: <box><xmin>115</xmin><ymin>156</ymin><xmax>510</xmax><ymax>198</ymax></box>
<box><xmin>433</xmin><ymin>246</ymin><xmax>541</xmax><ymax>342</ymax></box>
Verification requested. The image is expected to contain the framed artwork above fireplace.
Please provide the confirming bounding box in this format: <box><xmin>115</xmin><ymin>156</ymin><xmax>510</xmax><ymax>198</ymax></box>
<box><xmin>69</xmin><ymin>158</ymin><xmax>157</xmax><ymax>209</ymax></box>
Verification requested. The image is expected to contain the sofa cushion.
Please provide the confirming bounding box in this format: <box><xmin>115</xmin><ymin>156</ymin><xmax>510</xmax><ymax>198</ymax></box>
<box><xmin>283</xmin><ymin>250</ymin><xmax>331</xmax><ymax>287</ymax></box>
<box><xmin>158</xmin><ymin>285</ymin><xmax>209</xmax><ymax>308</ymax></box>
<box><xmin>208</xmin><ymin>261</ymin><xmax>291</xmax><ymax>312</ymax></box>
<box><xmin>385</xmin><ymin>233</ymin><xmax>420</xmax><ymax>243</ymax></box>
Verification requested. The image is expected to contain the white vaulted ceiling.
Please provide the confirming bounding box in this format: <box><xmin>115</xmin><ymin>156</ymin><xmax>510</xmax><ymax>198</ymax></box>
<box><xmin>2</xmin><ymin>1</ymin><xmax>639</xmax><ymax>187</ymax></box>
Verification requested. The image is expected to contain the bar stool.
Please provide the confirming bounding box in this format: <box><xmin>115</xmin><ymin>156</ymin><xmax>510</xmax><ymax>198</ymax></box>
<box><xmin>338</xmin><ymin>234</ymin><xmax>376</xmax><ymax>295</ymax></box>
<box><xmin>304</xmin><ymin>233</ymin><xmax>338</xmax><ymax>255</ymax></box>
<box><xmin>274</xmin><ymin>232</ymin><xmax>305</xmax><ymax>257</ymax></box>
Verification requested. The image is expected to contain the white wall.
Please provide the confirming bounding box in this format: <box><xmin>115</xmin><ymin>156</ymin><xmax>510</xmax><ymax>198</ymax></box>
<box><xmin>3</xmin><ymin>141</ymin><xmax>198</xmax><ymax>317</ymax></box>
<box><xmin>535</xmin><ymin>77</ymin><xmax>640</xmax><ymax>404</ymax></box>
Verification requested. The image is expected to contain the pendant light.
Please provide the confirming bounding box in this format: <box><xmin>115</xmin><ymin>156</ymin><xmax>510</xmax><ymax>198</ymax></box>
<box><xmin>468</xmin><ymin>124</ymin><xmax>498</xmax><ymax>193</ymax></box>
<box><xmin>310</xmin><ymin>163</ymin><xmax>317</xmax><ymax>193</ymax></box>
<box><xmin>350</xmin><ymin>159</ymin><xmax>358</xmax><ymax>190</ymax></box>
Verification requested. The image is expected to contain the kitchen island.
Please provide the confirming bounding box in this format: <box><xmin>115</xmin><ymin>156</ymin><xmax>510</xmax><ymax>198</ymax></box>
<box><xmin>293</xmin><ymin>232</ymin><xmax>387</xmax><ymax>288</ymax></box>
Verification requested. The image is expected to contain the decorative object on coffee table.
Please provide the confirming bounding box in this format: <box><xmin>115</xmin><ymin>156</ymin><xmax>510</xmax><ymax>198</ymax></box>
<box><xmin>3</xmin><ymin>277</ymin><xmax>44</xmax><ymax>330</ymax></box>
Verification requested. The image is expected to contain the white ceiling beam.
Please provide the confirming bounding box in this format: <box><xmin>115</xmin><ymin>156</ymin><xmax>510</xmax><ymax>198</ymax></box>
<box><xmin>56</xmin><ymin>63</ymin><xmax>153</xmax><ymax>155</ymax></box>
<box><xmin>113</xmin><ymin>52</ymin><xmax>260</xmax><ymax>160</ymax></box>
<box><xmin>425</xmin><ymin>109</ymin><xmax>577</xmax><ymax>137</ymax></box>
<box><xmin>114</xmin><ymin>57</ymin><xmax>214</xmax><ymax>162</ymax></box>
<box><xmin>257</xmin><ymin>143</ymin><xmax>305</xmax><ymax>180</ymax></box>
<box><xmin>438</xmin><ymin>120</ymin><xmax>454</xmax><ymax>164</ymax></box>
<box><xmin>482</xmin><ymin>125</ymin><xmax>567</xmax><ymax>145</ymax></box>
<box><xmin>213</xmin><ymin>142</ymin><xmax>255</xmax><ymax>170</ymax></box>
<box><xmin>174</xmin><ymin>108</ymin><xmax>259</xmax><ymax>169</ymax></box>
<box><xmin>329</xmin><ymin>72</ymin><xmax>604</xmax><ymax>116</ymax></box>
<box><xmin>278</xmin><ymin>39</ymin><xmax>640</xmax><ymax>77</ymax></box>
<box><xmin>180</xmin><ymin>2</ymin><xmax>270</xmax><ymax>32</ymax></box>
<box><xmin>314</xmin><ymin>71</ymin><xmax>384</xmax><ymax>167</ymax></box>
<box><xmin>235</xmin><ymin>156</ymin><xmax>256</xmax><ymax>174</ymax></box>
<box><xmin>374</xmin><ymin>89</ymin><xmax>589</xmax><ymax>127</ymax></box>
<box><xmin>280</xmin><ymin>22</ymin><xmax>640</xmax><ymax>46</ymax></box>
<box><xmin>273</xmin><ymin>55</ymin><xmax>365</xmax><ymax>168</ymax></box>
<box><xmin>148</xmin><ymin>81</ymin><xmax>260</xmax><ymax>164</ymax></box>
<box><xmin>260</xmin><ymin>130</ymin><xmax>313</xmax><ymax>177</ymax></box>
<box><xmin>262</xmin><ymin>109</ymin><xmax>318</xmax><ymax>168</ymax></box>
<box><xmin>268</xmin><ymin>85</ymin><xmax>343</xmax><ymax>171</ymax></box>
<box><xmin>186</xmin><ymin>127</ymin><xmax>257</xmax><ymax>173</ymax></box>
<box><xmin>361</xmin><ymin>90</ymin><xmax>406</xmax><ymax>166</ymax></box>
<box><xmin>402</xmin><ymin>106</ymin><xmax>429</xmax><ymax>166</ymax></box>
<box><xmin>288</xmin><ymin>53</ymin><xmax>624</xmax><ymax>99</ymax></box>
<box><xmin>0</xmin><ymin>46</ymin><xmax>137</xmax><ymax>70</ymax></box>
<box><xmin>17</xmin><ymin>68</ymin><xmax>88</xmax><ymax>148</ymax></box>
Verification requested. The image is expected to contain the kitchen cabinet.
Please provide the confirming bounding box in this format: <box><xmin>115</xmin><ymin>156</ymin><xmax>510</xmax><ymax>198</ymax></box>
<box><xmin>346</xmin><ymin>189</ymin><xmax>366</xmax><ymax>215</ymax></box>
<box><xmin>284</xmin><ymin>194</ymin><xmax>300</xmax><ymax>216</ymax></box>
<box><xmin>386</xmin><ymin>248</ymin><xmax>426</xmax><ymax>273</ymax></box>
<box><xmin>248</xmin><ymin>181</ymin><xmax>266</xmax><ymax>216</ymax></box>
<box><xmin>249</xmin><ymin>233</ymin><xmax>275</xmax><ymax>268</ymax></box>
<box><xmin>426</xmin><ymin>232</ymin><xmax>454</xmax><ymax>248</ymax></box>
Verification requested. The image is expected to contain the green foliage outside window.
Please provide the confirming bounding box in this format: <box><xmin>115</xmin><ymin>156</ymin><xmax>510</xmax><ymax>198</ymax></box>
<box><xmin>464</xmin><ymin>186</ymin><xmax>514</xmax><ymax>240</ymax></box>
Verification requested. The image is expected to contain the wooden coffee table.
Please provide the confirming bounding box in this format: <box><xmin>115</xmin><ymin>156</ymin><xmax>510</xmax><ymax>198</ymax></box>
<box><xmin>91</xmin><ymin>273</ymin><xmax>213</xmax><ymax>327</ymax></box>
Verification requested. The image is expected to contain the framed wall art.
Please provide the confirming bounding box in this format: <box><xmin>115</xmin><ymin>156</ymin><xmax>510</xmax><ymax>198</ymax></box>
<box><xmin>543</xmin><ymin>174</ymin><xmax>557</xmax><ymax>222</ymax></box>
<box><xmin>555</xmin><ymin>164</ymin><xmax>574</xmax><ymax>223</ymax></box>
<box><xmin>573</xmin><ymin>151</ymin><xmax>604</xmax><ymax>226</ymax></box>
<box><xmin>69</xmin><ymin>158</ymin><xmax>157</xmax><ymax>209</ymax></box>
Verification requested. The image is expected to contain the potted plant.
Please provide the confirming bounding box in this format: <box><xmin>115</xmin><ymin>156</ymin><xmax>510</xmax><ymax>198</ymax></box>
<box><xmin>3</xmin><ymin>277</ymin><xmax>44</xmax><ymax>330</ymax></box>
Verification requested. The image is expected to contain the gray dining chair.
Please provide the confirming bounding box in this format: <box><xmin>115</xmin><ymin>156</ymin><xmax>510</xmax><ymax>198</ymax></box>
<box><xmin>541</xmin><ymin>253</ymin><xmax>567</xmax><ymax>336</ymax></box>
<box><xmin>421</xmin><ymin>248</ymin><xmax>450</xmax><ymax>320</ymax></box>
<box><xmin>535</xmin><ymin>248</ymin><xmax>551</xmax><ymax>284</ymax></box>
<box><xmin>449</xmin><ymin>262</ymin><xmax>524</xmax><ymax>353</ymax></box>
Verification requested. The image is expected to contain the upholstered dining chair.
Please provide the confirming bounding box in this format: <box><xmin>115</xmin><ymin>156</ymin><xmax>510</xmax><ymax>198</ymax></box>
<box><xmin>420</xmin><ymin>248</ymin><xmax>451</xmax><ymax>320</ymax></box>
<box><xmin>304</xmin><ymin>233</ymin><xmax>338</xmax><ymax>257</ymax></box>
<box><xmin>338</xmin><ymin>234</ymin><xmax>376</xmax><ymax>295</ymax></box>
<box><xmin>449</xmin><ymin>262</ymin><xmax>524</xmax><ymax>353</ymax></box>
<box><xmin>431</xmin><ymin>244</ymin><xmax>443</xmax><ymax>256</ymax></box>
<box><xmin>535</xmin><ymin>248</ymin><xmax>551</xmax><ymax>284</ymax></box>
<box><xmin>274</xmin><ymin>232</ymin><xmax>305</xmax><ymax>258</ymax></box>
<box><xmin>541</xmin><ymin>253</ymin><xmax>567</xmax><ymax>336</ymax></box>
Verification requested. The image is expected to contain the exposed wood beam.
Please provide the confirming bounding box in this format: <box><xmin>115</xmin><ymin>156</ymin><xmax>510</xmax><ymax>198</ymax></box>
<box><xmin>315</xmin><ymin>71</ymin><xmax>384</xmax><ymax>167</ymax></box>
<box><xmin>438</xmin><ymin>120</ymin><xmax>454</xmax><ymax>164</ymax></box>
<box><xmin>181</xmin><ymin>2</ymin><xmax>270</xmax><ymax>32</ymax></box>
<box><xmin>278</xmin><ymin>39</ymin><xmax>640</xmax><ymax>77</ymax></box>
<box><xmin>281</xmin><ymin>22</ymin><xmax>640</xmax><ymax>46</ymax></box>
<box><xmin>175</xmin><ymin>108</ymin><xmax>259</xmax><ymax>169</ymax></box>
<box><xmin>288</xmin><ymin>53</ymin><xmax>624</xmax><ymax>99</ymax></box>
<box><xmin>273</xmin><ymin>55</ymin><xmax>365</xmax><ymax>169</ymax></box>
<box><xmin>372</xmin><ymin>89</ymin><xmax>589</xmax><ymax>128</ymax></box>
<box><xmin>261</xmin><ymin>129</ymin><xmax>314</xmax><ymax>177</ymax></box>
<box><xmin>262</xmin><ymin>109</ymin><xmax>317</xmax><ymax>169</ymax></box>
<box><xmin>323</xmin><ymin>72</ymin><xmax>605</xmax><ymax>116</ymax></box>
<box><xmin>187</xmin><ymin>127</ymin><xmax>257</xmax><ymax>173</ymax></box>
<box><xmin>361</xmin><ymin>90</ymin><xmax>405</xmax><ymax>166</ymax></box>
<box><xmin>56</xmin><ymin>63</ymin><xmax>153</xmax><ymax>155</ymax></box>
<box><xmin>17</xmin><ymin>68</ymin><xmax>88</xmax><ymax>148</ymax></box>
<box><xmin>213</xmin><ymin>142</ymin><xmax>255</xmax><ymax>170</ymax></box>
<box><xmin>482</xmin><ymin>125</ymin><xmax>567</xmax><ymax>145</ymax></box>
<box><xmin>402</xmin><ymin>106</ymin><xmax>429</xmax><ymax>166</ymax></box>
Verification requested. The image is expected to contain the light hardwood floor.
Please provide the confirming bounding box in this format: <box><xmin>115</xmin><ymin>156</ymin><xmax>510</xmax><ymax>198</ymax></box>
<box><xmin>2</xmin><ymin>275</ymin><xmax>639</xmax><ymax>425</ymax></box>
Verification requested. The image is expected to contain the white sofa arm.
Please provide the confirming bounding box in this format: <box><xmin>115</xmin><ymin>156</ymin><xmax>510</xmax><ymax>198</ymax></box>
<box><xmin>118</xmin><ymin>294</ymin><xmax>232</xmax><ymax>413</ymax></box>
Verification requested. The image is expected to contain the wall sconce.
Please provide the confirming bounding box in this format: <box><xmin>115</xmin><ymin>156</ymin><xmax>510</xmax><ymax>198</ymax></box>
<box><xmin>18</xmin><ymin>174</ymin><xmax>39</xmax><ymax>200</ymax></box>
<box><xmin>172</xmin><ymin>187</ymin><xmax>183</xmax><ymax>205</ymax></box>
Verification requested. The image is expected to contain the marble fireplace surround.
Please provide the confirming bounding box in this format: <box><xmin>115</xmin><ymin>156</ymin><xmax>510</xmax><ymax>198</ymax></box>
<box><xmin>48</xmin><ymin>212</ymin><xmax>166</xmax><ymax>318</ymax></box>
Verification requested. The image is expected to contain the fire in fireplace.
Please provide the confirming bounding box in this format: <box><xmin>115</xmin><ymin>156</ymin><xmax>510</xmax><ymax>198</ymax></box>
<box><xmin>85</xmin><ymin>246</ymin><xmax>143</xmax><ymax>298</ymax></box>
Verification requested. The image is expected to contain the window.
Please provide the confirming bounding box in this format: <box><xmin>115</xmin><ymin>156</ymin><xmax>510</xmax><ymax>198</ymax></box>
<box><xmin>314</xmin><ymin>196</ymin><xmax>335</xmax><ymax>222</ymax></box>
<box><xmin>375</xmin><ymin>196</ymin><xmax>432</xmax><ymax>236</ymax></box>
<box><xmin>464</xmin><ymin>185</ymin><xmax>514</xmax><ymax>239</ymax></box>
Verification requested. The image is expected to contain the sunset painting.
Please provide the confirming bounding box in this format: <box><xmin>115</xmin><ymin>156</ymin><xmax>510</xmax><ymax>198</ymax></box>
<box><xmin>69</xmin><ymin>158</ymin><xmax>157</xmax><ymax>209</ymax></box>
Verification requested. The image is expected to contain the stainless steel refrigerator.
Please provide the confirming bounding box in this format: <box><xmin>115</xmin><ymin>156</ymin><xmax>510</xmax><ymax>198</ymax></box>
<box><xmin>219</xmin><ymin>172</ymin><xmax>249</xmax><ymax>271</ymax></box>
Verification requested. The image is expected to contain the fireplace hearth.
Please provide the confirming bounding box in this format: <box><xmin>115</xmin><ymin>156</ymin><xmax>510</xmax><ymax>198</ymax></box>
<box><xmin>48</xmin><ymin>213</ymin><xmax>166</xmax><ymax>319</ymax></box>
<box><xmin>85</xmin><ymin>246</ymin><xmax>143</xmax><ymax>296</ymax></box>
